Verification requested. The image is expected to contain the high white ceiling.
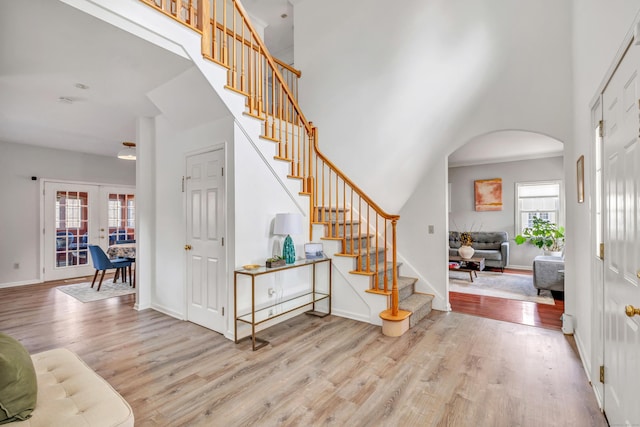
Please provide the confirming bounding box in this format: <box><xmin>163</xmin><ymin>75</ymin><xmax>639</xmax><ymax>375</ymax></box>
<box><xmin>242</xmin><ymin>0</ymin><xmax>294</xmax><ymax>60</ymax></box>
<box><xmin>0</xmin><ymin>0</ymin><xmax>193</xmax><ymax>157</ymax></box>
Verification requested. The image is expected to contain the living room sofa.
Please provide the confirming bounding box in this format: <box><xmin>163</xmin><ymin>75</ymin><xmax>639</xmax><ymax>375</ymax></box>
<box><xmin>449</xmin><ymin>231</ymin><xmax>509</xmax><ymax>272</ymax></box>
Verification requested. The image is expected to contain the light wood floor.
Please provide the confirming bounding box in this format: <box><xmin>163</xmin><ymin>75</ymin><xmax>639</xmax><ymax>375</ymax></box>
<box><xmin>0</xmin><ymin>280</ymin><xmax>606</xmax><ymax>427</ymax></box>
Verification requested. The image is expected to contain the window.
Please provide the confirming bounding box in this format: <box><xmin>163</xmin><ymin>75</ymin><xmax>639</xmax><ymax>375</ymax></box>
<box><xmin>127</xmin><ymin>199</ymin><xmax>135</xmax><ymax>228</ymax></box>
<box><xmin>515</xmin><ymin>181</ymin><xmax>562</xmax><ymax>234</ymax></box>
<box><xmin>55</xmin><ymin>192</ymin><xmax>84</xmax><ymax>229</ymax></box>
<box><xmin>108</xmin><ymin>200</ymin><xmax>122</xmax><ymax>228</ymax></box>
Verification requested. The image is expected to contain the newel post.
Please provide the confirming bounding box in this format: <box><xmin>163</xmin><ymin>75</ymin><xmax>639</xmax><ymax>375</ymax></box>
<box><xmin>391</xmin><ymin>219</ymin><xmax>399</xmax><ymax>317</ymax></box>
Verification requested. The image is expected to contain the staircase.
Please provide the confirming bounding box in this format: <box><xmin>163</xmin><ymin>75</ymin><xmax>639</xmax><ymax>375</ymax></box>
<box><xmin>315</xmin><ymin>207</ymin><xmax>433</xmax><ymax>330</ymax></box>
<box><xmin>138</xmin><ymin>0</ymin><xmax>433</xmax><ymax>332</ymax></box>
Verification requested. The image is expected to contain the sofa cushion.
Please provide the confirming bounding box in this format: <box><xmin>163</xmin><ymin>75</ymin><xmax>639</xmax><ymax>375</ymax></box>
<box><xmin>473</xmin><ymin>249</ymin><xmax>503</xmax><ymax>261</ymax></box>
<box><xmin>0</xmin><ymin>334</ymin><xmax>37</xmax><ymax>424</ymax></box>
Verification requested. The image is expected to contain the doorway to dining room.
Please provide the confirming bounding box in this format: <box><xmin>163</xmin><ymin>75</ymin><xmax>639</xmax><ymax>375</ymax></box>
<box><xmin>41</xmin><ymin>180</ymin><xmax>135</xmax><ymax>281</ymax></box>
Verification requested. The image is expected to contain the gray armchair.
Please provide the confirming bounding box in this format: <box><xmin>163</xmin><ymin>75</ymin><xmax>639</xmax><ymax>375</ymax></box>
<box><xmin>533</xmin><ymin>255</ymin><xmax>564</xmax><ymax>294</ymax></box>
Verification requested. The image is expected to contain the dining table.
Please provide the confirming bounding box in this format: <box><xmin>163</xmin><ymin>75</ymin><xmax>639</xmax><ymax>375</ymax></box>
<box><xmin>107</xmin><ymin>243</ymin><xmax>136</xmax><ymax>287</ymax></box>
<box><xmin>107</xmin><ymin>243</ymin><xmax>136</xmax><ymax>259</ymax></box>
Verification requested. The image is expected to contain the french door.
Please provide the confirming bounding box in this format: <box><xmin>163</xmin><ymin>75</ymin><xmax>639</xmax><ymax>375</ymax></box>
<box><xmin>42</xmin><ymin>181</ymin><xmax>135</xmax><ymax>281</ymax></box>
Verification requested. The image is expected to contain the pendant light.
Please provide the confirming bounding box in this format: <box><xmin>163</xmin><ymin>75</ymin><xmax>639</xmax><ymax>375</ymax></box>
<box><xmin>117</xmin><ymin>142</ymin><xmax>136</xmax><ymax>160</ymax></box>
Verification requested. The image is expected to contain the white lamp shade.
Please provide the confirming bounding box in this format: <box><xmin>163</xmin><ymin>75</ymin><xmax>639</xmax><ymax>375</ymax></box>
<box><xmin>273</xmin><ymin>213</ymin><xmax>303</xmax><ymax>235</ymax></box>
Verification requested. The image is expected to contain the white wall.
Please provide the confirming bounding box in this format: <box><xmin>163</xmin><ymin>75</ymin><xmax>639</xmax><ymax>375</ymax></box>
<box><xmin>152</xmin><ymin>115</ymin><xmax>234</xmax><ymax>318</ymax></box>
<box><xmin>295</xmin><ymin>0</ymin><xmax>573</xmax><ymax>310</ymax></box>
<box><xmin>449</xmin><ymin>156</ymin><xmax>564</xmax><ymax>268</ymax></box>
<box><xmin>0</xmin><ymin>140</ymin><xmax>135</xmax><ymax>286</ymax></box>
<box><xmin>295</xmin><ymin>0</ymin><xmax>573</xmax><ymax>213</ymax></box>
<box><xmin>571</xmin><ymin>0</ymin><xmax>640</xmax><ymax>401</ymax></box>
<box><xmin>150</xmin><ymin>114</ymin><xmax>311</xmax><ymax>338</ymax></box>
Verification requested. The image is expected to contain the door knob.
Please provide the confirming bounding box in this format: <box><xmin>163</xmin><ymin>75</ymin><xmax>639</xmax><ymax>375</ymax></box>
<box><xmin>637</xmin><ymin>271</ymin><xmax>640</xmax><ymax>279</ymax></box>
<box><xmin>625</xmin><ymin>305</ymin><xmax>640</xmax><ymax>317</ymax></box>
<box><xmin>184</xmin><ymin>244</ymin><xmax>192</xmax><ymax>250</ymax></box>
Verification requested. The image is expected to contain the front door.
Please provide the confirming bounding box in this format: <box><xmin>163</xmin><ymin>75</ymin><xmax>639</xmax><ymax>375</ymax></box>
<box><xmin>185</xmin><ymin>148</ymin><xmax>226</xmax><ymax>333</ymax></box>
<box><xmin>602</xmin><ymin>40</ymin><xmax>640</xmax><ymax>425</ymax></box>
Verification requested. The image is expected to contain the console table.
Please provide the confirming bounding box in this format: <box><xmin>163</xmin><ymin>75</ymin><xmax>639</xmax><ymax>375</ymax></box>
<box><xmin>234</xmin><ymin>257</ymin><xmax>331</xmax><ymax>350</ymax></box>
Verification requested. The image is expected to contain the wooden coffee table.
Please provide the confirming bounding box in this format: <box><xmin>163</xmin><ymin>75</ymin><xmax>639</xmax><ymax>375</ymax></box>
<box><xmin>449</xmin><ymin>256</ymin><xmax>485</xmax><ymax>282</ymax></box>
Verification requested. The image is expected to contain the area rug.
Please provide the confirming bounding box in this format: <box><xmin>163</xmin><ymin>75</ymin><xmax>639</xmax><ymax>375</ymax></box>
<box><xmin>449</xmin><ymin>270</ymin><xmax>555</xmax><ymax>305</ymax></box>
<box><xmin>57</xmin><ymin>279</ymin><xmax>135</xmax><ymax>303</ymax></box>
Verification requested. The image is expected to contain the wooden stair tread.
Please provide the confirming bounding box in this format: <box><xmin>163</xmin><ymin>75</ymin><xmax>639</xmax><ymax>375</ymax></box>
<box><xmin>259</xmin><ymin>134</ymin><xmax>280</xmax><ymax>143</ymax></box>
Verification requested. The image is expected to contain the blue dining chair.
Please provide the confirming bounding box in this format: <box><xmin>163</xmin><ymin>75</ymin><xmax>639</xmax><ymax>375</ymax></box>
<box><xmin>113</xmin><ymin>240</ymin><xmax>136</xmax><ymax>287</ymax></box>
<box><xmin>88</xmin><ymin>245</ymin><xmax>133</xmax><ymax>291</ymax></box>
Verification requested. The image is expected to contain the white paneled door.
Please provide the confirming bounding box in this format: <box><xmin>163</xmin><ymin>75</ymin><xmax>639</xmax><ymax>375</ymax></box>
<box><xmin>185</xmin><ymin>148</ymin><xmax>226</xmax><ymax>333</ymax></box>
<box><xmin>602</xmin><ymin>40</ymin><xmax>640</xmax><ymax>425</ymax></box>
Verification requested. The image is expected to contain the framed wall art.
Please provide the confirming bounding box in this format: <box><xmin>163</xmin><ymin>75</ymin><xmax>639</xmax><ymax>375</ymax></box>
<box><xmin>474</xmin><ymin>178</ymin><xmax>502</xmax><ymax>211</ymax></box>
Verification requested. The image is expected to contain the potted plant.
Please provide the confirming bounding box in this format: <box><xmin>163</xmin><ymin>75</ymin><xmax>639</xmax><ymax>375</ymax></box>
<box><xmin>515</xmin><ymin>217</ymin><xmax>565</xmax><ymax>256</ymax></box>
<box><xmin>266</xmin><ymin>256</ymin><xmax>285</xmax><ymax>268</ymax></box>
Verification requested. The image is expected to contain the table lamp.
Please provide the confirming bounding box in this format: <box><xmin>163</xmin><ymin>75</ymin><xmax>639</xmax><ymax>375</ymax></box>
<box><xmin>273</xmin><ymin>213</ymin><xmax>303</xmax><ymax>264</ymax></box>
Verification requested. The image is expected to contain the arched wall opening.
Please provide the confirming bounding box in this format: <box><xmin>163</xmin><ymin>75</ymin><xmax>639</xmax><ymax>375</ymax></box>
<box><xmin>446</xmin><ymin>129</ymin><xmax>565</xmax><ymax>295</ymax></box>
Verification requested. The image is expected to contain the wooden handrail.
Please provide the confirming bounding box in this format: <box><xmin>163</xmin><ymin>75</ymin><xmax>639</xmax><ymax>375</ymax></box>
<box><xmin>230</xmin><ymin>0</ymin><xmax>311</xmax><ymax>134</ymax></box>
<box><xmin>274</xmin><ymin>58</ymin><xmax>301</xmax><ymax>78</ymax></box>
<box><xmin>311</xmin><ymin>127</ymin><xmax>399</xmax><ymax>222</ymax></box>
<box><xmin>138</xmin><ymin>0</ymin><xmax>403</xmax><ymax>321</ymax></box>
<box><xmin>212</xmin><ymin>20</ymin><xmax>302</xmax><ymax>78</ymax></box>
<box><xmin>223</xmin><ymin>3</ymin><xmax>397</xmax><ymax>221</ymax></box>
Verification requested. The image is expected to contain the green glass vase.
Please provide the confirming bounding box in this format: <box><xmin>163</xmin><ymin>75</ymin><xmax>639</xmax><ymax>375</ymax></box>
<box><xmin>283</xmin><ymin>235</ymin><xmax>295</xmax><ymax>264</ymax></box>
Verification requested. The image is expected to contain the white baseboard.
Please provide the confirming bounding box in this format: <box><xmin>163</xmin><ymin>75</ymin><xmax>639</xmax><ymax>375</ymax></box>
<box><xmin>332</xmin><ymin>308</ymin><xmax>372</xmax><ymax>324</ymax></box>
<box><xmin>574</xmin><ymin>330</ymin><xmax>603</xmax><ymax>410</ymax></box>
<box><xmin>150</xmin><ymin>303</ymin><xmax>184</xmax><ymax>320</ymax></box>
<box><xmin>0</xmin><ymin>279</ymin><xmax>43</xmax><ymax>289</ymax></box>
<box><xmin>506</xmin><ymin>264</ymin><xmax>532</xmax><ymax>271</ymax></box>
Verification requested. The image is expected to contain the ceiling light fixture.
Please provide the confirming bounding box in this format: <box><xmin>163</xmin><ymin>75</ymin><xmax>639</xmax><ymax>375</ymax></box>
<box><xmin>117</xmin><ymin>142</ymin><xmax>136</xmax><ymax>160</ymax></box>
<box><xmin>58</xmin><ymin>96</ymin><xmax>73</xmax><ymax>104</ymax></box>
<box><xmin>75</xmin><ymin>83</ymin><xmax>89</xmax><ymax>90</ymax></box>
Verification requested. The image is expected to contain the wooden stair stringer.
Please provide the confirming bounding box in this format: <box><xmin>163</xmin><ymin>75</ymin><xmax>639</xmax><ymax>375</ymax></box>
<box><xmin>234</xmin><ymin>106</ymin><xmax>309</xmax><ymax>197</ymax></box>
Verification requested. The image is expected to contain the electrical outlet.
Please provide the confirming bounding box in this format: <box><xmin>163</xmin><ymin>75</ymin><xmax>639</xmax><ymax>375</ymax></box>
<box><xmin>268</xmin><ymin>288</ymin><xmax>276</xmax><ymax>296</ymax></box>
<box><xmin>13</xmin><ymin>263</ymin><xmax>19</xmax><ymax>269</ymax></box>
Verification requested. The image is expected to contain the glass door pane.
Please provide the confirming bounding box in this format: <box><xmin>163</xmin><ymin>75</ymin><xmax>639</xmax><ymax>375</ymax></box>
<box><xmin>107</xmin><ymin>193</ymin><xmax>135</xmax><ymax>245</ymax></box>
<box><xmin>55</xmin><ymin>191</ymin><xmax>89</xmax><ymax>268</ymax></box>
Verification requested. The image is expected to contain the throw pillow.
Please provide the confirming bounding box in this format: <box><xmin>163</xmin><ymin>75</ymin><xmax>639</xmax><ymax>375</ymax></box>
<box><xmin>0</xmin><ymin>334</ymin><xmax>37</xmax><ymax>424</ymax></box>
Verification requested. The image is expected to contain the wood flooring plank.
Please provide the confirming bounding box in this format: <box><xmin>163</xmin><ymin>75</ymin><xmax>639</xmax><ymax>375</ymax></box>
<box><xmin>0</xmin><ymin>280</ymin><xmax>605</xmax><ymax>426</ymax></box>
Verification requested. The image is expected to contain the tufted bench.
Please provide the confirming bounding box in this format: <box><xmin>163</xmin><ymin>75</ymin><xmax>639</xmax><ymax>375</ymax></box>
<box><xmin>13</xmin><ymin>348</ymin><xmax>134</xmax><ymax>427</ymax></box>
